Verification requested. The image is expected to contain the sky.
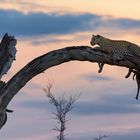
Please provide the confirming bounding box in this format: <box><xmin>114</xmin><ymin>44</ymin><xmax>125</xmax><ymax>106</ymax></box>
<box><xmin>0</xmin><ymin>0</ymin><xmax>140</xmax><ymax>140</ymax></box>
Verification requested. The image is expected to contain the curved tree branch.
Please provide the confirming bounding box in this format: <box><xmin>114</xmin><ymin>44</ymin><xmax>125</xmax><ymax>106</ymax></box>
<box><xmin>0</xmin><ymin>35</ymin><xmax>140</xmax><ymax>129</ymax></box>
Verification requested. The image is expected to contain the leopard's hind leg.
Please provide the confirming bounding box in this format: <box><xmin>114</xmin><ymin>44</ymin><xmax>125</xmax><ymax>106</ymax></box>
<box><xmin>125</xmin><ymin>68</ymin><xmax>133</xmax><ymax>78</ymax></box>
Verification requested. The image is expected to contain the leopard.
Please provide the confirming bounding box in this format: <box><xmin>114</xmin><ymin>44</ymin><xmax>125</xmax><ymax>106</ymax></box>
<box><xmin>90</xmin><ymin>34</ymin><xmax>140</xmax><ymax>99</ymax></box>
<box><xmin>90</xmin><ymin>34</ymin><xmax>140</xmax><ymax>73</ymax></box>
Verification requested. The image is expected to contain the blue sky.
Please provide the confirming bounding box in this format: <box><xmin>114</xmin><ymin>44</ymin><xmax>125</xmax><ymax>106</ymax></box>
<box><xmin>0</xmin><ymin>1</ymin><xmax>140</xmax><ymax>140</ymax></box>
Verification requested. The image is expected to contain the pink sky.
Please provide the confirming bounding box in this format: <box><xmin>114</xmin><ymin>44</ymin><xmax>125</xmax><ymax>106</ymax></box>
<box><xmin>0</xmin><ymin>1</ymin><xmax>140</xmax><ymax>140</ymax></box>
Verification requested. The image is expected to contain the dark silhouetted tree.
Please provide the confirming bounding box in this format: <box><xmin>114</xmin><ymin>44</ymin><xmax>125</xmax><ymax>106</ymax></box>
<box><xmin>94</xmin><ymin>135</ymin><xmax>108</xmax><ymax>140</ymax></box>
<box><xmin>44</xmin><ymin>82</ymin><xmax>79</xmax><ymax>140</ymax></box>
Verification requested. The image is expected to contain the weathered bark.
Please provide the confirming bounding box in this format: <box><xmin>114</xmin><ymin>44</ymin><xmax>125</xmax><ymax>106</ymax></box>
<box><xmin>0</xmin><ymin>34</ymin><xmax>140</xmax><ymax>129</ymax></box>
<box><xmin>0</xmin><ymin>33</ymin><xmax>16</xmax><ymax>79</ymax></box>
<box><xmin>0</xmin><ymin>33</ymin><xmax>16</xmax><ymax>129</ymax></box>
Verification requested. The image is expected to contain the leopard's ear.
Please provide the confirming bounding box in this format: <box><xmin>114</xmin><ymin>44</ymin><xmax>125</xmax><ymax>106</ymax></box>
<box><xmin>96</xmin><ymin>34</ymin><xmax>100</xmax><ymax>38</ymax></box>
<box><xmin>92</xmin><ymin>34</ymin><xmax>96</xmax><ymax>37</ymax></box>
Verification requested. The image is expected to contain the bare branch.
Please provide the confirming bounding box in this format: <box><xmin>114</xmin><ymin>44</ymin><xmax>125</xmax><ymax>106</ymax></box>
<box><xmin>44</xmin><ymin>82</ymin><xmax>78</xmax><ymax>140</ymax></box>
<box><xmin>94</xmin><ymin>135</ymin><xmax>108</xmax><ymax>140</ymax></box>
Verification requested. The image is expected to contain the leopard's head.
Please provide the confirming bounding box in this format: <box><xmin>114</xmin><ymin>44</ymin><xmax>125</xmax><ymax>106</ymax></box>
<box><xmin>90</xmin><ymin>34</ymin><xmax>101</xmax><ymax>46</ymax></box>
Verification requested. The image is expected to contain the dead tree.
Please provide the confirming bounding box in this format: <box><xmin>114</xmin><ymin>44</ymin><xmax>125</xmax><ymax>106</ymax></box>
<box><xmin>93</xmin><ymin>135</ymin><xmax>108</xmax><ymax>140</ymax></box>
<box><xmin>0</xmin><ymin>33</ymin><xmax>140</xmax><ymax>129</ymax></box>
<box><xmin>44</xmin><ymin>82</ymin><xmax>79</xmax><ymax>140</ymax></box>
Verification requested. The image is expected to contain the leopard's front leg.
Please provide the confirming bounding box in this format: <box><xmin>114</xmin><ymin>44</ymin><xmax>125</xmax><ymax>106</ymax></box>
<box><xmin>98</xmin><ymin>63</ymin><xmax>104</xmax><ymax>73</ymax></box>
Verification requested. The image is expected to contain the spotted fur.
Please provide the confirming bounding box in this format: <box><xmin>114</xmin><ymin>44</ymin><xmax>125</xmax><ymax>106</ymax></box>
<box><xmin>90</xmin><ymin>34</ymin><xmax>140</xmax><ymax>71</ymax></box>
<box><xmin>90</xmin><ymin>34</ymin><xmax>140</xmax><ymax>99</ymax></box>
<box><xmin>90</xmin><ymin>34</ymin><xmax>140</xmax><ymax>57</ymax></box>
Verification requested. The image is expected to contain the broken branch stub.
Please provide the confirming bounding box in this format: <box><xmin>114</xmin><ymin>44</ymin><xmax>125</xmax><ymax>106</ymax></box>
<box><xmin>0</xmin><ymin>33</ymin><xmax>17</xmax><ymax>79</ymax></box>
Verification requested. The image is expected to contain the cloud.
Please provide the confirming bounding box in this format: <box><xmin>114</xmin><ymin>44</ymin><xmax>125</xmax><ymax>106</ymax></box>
<box><xmin>16</xmin><ymin>78</ymin><xmax>139</xmax><ymax>116</ymax></box>
<box><xmin>17</xmin><ymin>100</ymin><xmax>48</xmax><ymax>109</ymax></box>
<box><xmin>0</xmin><ymin>9</ymin><xmax>99</xmax><ymax>37</ymax></box>
<box><xmin>31</xmin><ymin>36</ymin><xmax>72</xmax><ymax>46</ymax></box>
<box><xmin>108</xmin><ymin>18</ymin><xmax>140</xmax><ymax>29</ymax></box>
<box><xmin>16</xmin><ymin>98</ymin><xmax>58</xmax><ymax>113</ymax></box>
<box><xmin>107</xmin><ymin>129</ymin><xmax>140</xmax><ymax>140</ymax></box>
<box><xmin>0</xmin><ymin>9</ymin><xmax>140</xmax><ymax>37</ymax></box>
<box><xmin>72</xmin><ymin>93</ymin><xmax>140</xmax><ymax>115</ymax></box>
<box><xmin>70</xmin><ymin>128</ymin><xmax>140</xmax><ymax>140</ymax></box>
<box><xmin>81</xmin><ymin>73</ymin><xmax>112</xmax><ymax>82</ymax></box>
